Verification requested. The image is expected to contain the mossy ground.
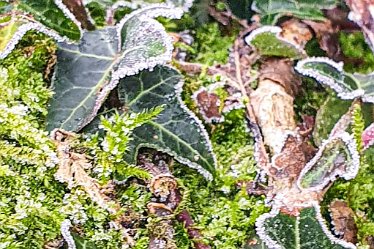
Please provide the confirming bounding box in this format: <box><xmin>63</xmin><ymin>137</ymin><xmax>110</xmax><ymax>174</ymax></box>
<box><xmin>1</xmin><ymin>3</ymin><xmax>374</xmax><ymax>249</ymax></box>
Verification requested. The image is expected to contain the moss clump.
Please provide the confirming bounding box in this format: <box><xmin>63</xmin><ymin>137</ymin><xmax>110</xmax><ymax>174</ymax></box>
<box><xmin>339</xmin><ymin>32</ymin><xmax>374</xmax><ymax>74</ymax></box>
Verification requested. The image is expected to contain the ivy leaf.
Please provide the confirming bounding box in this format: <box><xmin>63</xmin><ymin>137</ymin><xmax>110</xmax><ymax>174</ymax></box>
<box><xmin>226</xmin><ymin>0</ymin><xmax>253</xmax><ymax>21</ymax></box>
<box><xmin>0</xmin><ymin>0</ymin><xmax>81</xmax><ymax>59</ymax></box>
<box><xmin>46</xmin><ymin>4</ymin><xmax>183</xmax><ymax>131</ymax></box>
<box><xmin>252</xmin><ymin>0</ymin><xmax>337</xmax><ymax>25</ymax></box>
<box><xmin>245</xmin><ymin>26</ymin><xmax>305</xmax><ymax>59</ymax></box>
<box><xmin>297</xmin><ymin>132</ymin><xmax>359</xmax><ymax>191</ymax></box>
<box><xmin>256</xmin><ymin>206</ymin><xmax>356</xmax><ymax>249</ymax></box>
<box><xmin>296</xmin><ymin>57</ymin><xmax>374</xmax><ymax>103</ymax></box>
<box><xmin>117</xmin><ymin>66</ymin><xmax>216</xmax><ymax>179</ymax></box>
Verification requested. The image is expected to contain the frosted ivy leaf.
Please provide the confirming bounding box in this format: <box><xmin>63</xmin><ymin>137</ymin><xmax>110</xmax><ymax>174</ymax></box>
<box><xmin>252</xmin><ymin>0</ymin><xmax>338</xmax><ymax>25</ymax></box>
<box><xmin>297</xmin><ymin>132</ymin><xmax>359</xmax><ymax>191</ymax></box>
<box><xmin>245</xmin><ymin>26</ymin><xmax>305</xmax><ymax>59</ymax></box>
<box><xmin>117</xmin><ymin>66</ymin><xmax>217</xmax><ymax>179</ymax></box>
<box><xmin>296</xmin><ymin>57</ymin><xmax>374</xmax><ymax>103</ymax></box>
<box><xmin>0</xmin><ymin>0</ymin><xmax>82</xmax><ymax>59</ymax></box>
<box><xmin>46</xmin><ymin>4</ymin><xmax>183</xmax><ymax>132</ymax></box>
<box><xmin>256</xmin><ymin>205</ymin><xmax>356</xmax><ymax>249</ymax></box>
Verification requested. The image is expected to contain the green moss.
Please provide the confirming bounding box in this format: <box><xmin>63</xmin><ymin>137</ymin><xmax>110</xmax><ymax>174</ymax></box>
<box><xmin>339</xmin><ymin>32</ymin><xmax>374</xmax><ymax>74</ymax></box>
<box><xmin>192</xmin><ymin>22</ymin><xmax>237</xmax><ymax>65</ymax></box>
<box><xmin>0</xmin><ymin>32</ymin><xmax>66</xmax><ymax>248</ymax></box>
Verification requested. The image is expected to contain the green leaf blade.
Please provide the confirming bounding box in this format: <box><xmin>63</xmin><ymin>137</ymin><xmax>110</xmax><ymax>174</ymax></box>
<box><xmin>118</xmin><ymin>66</ymin><xmax>216</xmax><ymax>179</ymax></box>
<box><xmin>18</xmin><ymin>0</ymin><xmax>81</xmax><ymax>40</ymax></box>
<box><xmin>46</xmin><ymin>27</ymin><xmax>118</xmax><ymax>131</ymax></box>
<box><xmin>256</xmin><ymin>206</ymin><xmax>355</xmax><ymax>249</ymax></box>
<box><xmin>252</xmin><ymin>0</ymin><xmax>338</xmax><ymax>25</ymax></box>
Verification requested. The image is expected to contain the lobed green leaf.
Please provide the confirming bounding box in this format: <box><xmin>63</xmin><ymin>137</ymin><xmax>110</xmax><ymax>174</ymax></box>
<box><xmin>46</xmin><ymin>4</ymin><xmax>183</xmax><ymax>131</ymax></box>
<box><xmin>117</xmin><ymin>66</ymin><xmax>217</xmax><ymax>179</ymax></box>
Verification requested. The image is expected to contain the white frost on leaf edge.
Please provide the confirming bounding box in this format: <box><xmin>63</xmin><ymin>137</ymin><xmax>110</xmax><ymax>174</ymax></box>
<box><xmin>129</xmin><ymin>66</ymin><xmax>217</xmax><ymax>180</ymax></box>
<box><xmin>244</xmin><ymin>25</ymin><xmax>305</xmax><ymax>58</ymax></box>
<box><xmin>116</xmin><ymin>3</ymin><xmax>183</xmax><ymax>49</ymax></box>
<box><xmin>61</xmin><ymin>219</ymin><xmax>76</xmax><ymax>249</ymax></box>
<box><xmin>295</xmin><ymin>57</ymin><xmax>366</xmax><ymax>101</ymax></box>
<box><xmin>77</xmin><ymin>4</ymin><xmax>182</xmax><ymax>131</ymax></box>
<box><xmin>0</xmin><ymin>22</ymin><xmax>67</xmax><ymax>59</ymax></box>
<box><xmin>296</xmin><ymin>132</ymin><xmax>360</xmax><ymax>192</ymax></box>
<box><xmin>54</xmin><ymin>0</ymin><xmax>84</xmax><ymax>32</ymax></box>
<box><xmin>255</xmin><ymin>203</ymin><xmax>357</xmax><ymax>249</ymax></box>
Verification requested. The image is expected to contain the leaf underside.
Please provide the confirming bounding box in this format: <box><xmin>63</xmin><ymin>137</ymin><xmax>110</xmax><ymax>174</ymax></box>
<box><xmin>47</xmin><ymin>5</ymin><xmax>178</xmax><ymax>131</ymax></box>
<box><xmin>252</xmin><ymin>0</ymin><xmax>337</xmax><ymax>25</ymax></box>
<box><xmin>117</xmin><ymin>66</ymin><xmax>216</xmax><ymax>178</ymax></box>
<box><xmin>298</xmin><ymin>137</ymin><xmax>353</xmax><ymax>189</ymax></box>
<box><xmin>260</xmin><ymin>207</ymin><xmax>350</xmax><ymax>249</ymax></box>
<box><xmin>296</xmin><ymin>58</ymin><xmax>374</xmax><ymax>103</ymax></box>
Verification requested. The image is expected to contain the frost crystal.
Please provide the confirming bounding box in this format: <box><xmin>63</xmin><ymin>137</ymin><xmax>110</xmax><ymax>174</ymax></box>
<box><xmin>0</xmin><ymin>22</ymin><xmax>67</xmax><ymax>59</ymax></box>
<box><xmin>61</xmin><ymin>219</ymin><xmax>76</xmax><ymax>249</ymax></box>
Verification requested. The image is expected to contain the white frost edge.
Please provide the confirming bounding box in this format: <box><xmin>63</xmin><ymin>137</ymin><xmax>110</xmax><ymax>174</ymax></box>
<box><xmin>296</xmin><ymin>132</ymin><xmax>360</xmax><ymax>192</ymax></box>
<box><xmin>256</xmin><ymin>204</ymin><xmax>357</xmax><ymax>249</ymax></box>
<box><xmin>363</xmin><ymin>122</ymin><xmax>374</xmax><ymax>150</ymax></box>
<box><xmin>116</xmin><ymin>3</ymin><xmax>183</xmax><ymax>50</ymax></box>
<box><xmin>61</xmin><ymin>219</ymin><xmax>76</xmax><ymax>249</ymax></box>
<box><xmin>313</xmin><ymin>203</ymin><xmax>357</xmax><ymax>249</ymax></box>
<box><xmin>125</xmin><ymin>66</ymin><xmax>216</xmax><ymax>181</ymax></box>
<box><xmin>0</xmin><ymin>22</ymin><xmax>66</xmax><ymax>60</ymax></box>
<box><xmin>244</xmin><ymin>25</ymin><xmax>305</xmax><ymax>56</ymax></box>
<box><xmin>295</xmin><ymin>57</ymin><xmax>366</xmax><ymax>100</ymax></box>
<box><xmin>166</xmin><ymin>0</ymin><xmax>194</xmax><ymax>12</ymax></box>
<box><xmin>54</xmin><ymin>0</ymin><xmax>83</xmax><ymax>33</ymax></box>
<box><xmin>77</xmin><ymin>5</ymin><xmax>181</xmax><ymax>130</ymax></box>
<box><xmin>255</xmin><ymin>208</ymin><xmax>282</xmax><ymax>249</ymax></box>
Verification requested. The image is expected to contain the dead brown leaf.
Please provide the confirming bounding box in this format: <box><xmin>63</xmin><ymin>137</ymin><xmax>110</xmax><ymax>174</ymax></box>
<box><xmin>329</xmin><ymin>200</ymin><xmax>358</xmax><ymax>243</ymax></box>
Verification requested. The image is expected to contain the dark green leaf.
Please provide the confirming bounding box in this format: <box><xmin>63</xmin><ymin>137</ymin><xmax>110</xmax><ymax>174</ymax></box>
<box><xmin>18</xmin><ymin>0</ymin><xmax>81</xmax><ymax>40</ymax></box>
<box><xmin>46</xmin><ymin>5</ymin><xmax>182</xmax><ymax>131</ymax></box>
<box><xmin>118</xmin><ymin>66</ymin><xmax>216</xmax><ymax>179</ymax></box>
<box><xmin>257</xmin><ymin>206</ymin><xmax>355</xmax><ymax>249</ymax></box>
<box><xmin>252</xmin><ymin>0</ymin><xmax>337</xmax><ymax>25</ymax></box>
<box><xmin>226</xmin><ymin>0</ymin><xmax>253</xmax><ymax>21</ymax></box>
<box><xmin>296</xmin><ymin>57</ymin><xmax>374</xmax><ymax>103</ymax></box>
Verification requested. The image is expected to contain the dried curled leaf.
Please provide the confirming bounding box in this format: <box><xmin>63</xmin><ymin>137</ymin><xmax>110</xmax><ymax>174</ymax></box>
<box><xmin>295</xmin><ymin>57</ymin><xmax>374</xmax><ymax>103</ymax></box>
<box><xmin>46</xmin><ymin>4</ymin><xmax>183</xmax><ymax>131</ymax></box>
<box><xmin>329</xmin><ymin>200</ymin><xmax>358</xmax><ymax>244</ymax></box>
<box><xmin>52</xmin><ymin>129</ymin><xmax>119</xmax><ymax>214</ymax></box>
